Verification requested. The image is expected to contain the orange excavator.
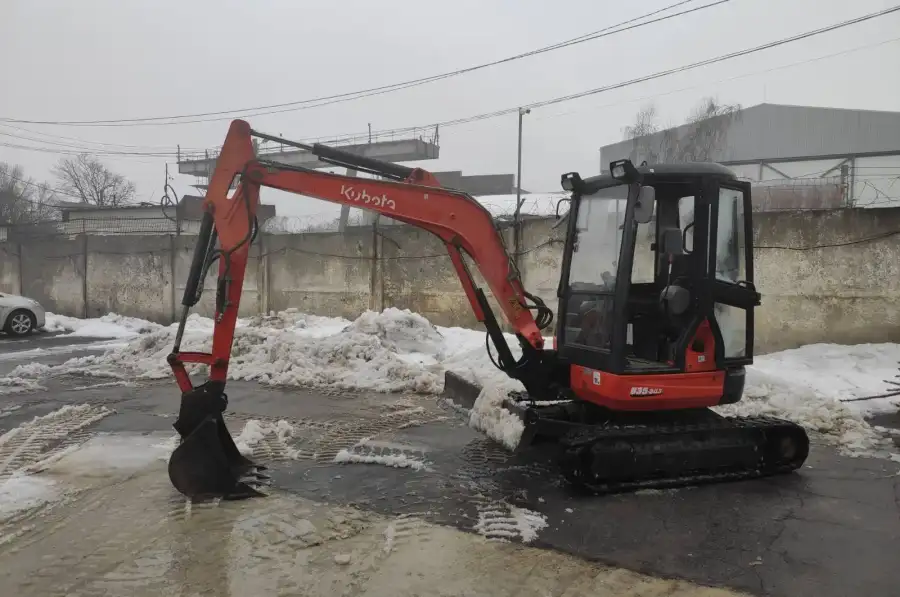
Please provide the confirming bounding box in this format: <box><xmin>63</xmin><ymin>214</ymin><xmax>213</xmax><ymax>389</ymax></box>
<box><xmin>166</xmin><ymin>120</ymin><xmax>809</xmax><ymax>500</ymax></box>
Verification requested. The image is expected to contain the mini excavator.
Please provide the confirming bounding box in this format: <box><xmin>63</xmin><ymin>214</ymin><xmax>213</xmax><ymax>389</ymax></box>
<box><xmin>166</xmin><ymin>120</ymin><xmax>809</xmax><ymax>500</ymax></box>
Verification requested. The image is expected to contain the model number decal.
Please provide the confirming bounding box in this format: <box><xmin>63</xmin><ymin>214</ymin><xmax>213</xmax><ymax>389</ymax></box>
<box><xmin>340</xmin><ymin>185</ymin><xmax>396</xmax><ymax>210</ymax></box>
<box><xmin>630</xmin><ymin>386</ymin><xmax>663</xmax><ymax>397</ymax></box>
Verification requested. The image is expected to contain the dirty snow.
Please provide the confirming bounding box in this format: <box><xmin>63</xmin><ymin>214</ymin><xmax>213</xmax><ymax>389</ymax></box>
<box><xmin>333</xmin><ymin>438</ymin><xmax>428</xmax><ymax>470</ymax></box>
<box><xmin>0</xmin><ymin>475</ymin><xmax>57</xmax><ymax>519</ymax></box>
<box><xmin>0</xmin><ymin>375</ymin><xmax>45</xmax><ymax>394</ymax></box>
<box><xmin>13</xmin><ymin>308</ymin><xmax>900</xmax><ymax>459</ymax></box>
<box><xmin>44</xmin><ymin>312</ymin><xmax>163</xmax><ymax>338</ymax></box>
<box><xmin>233</xmin><ymin>419</ymin><xmax>299</xmax><ymax>458</ymax></box>
<box><xmin>752</xmin><ymin>343</ymin><xmax>900</xmax><ymax>417</ymax></box>
<box><xmin>714</xmin><ymin>344</ymin><xmax>900</xmax><ymax>458</ymax></box>
<box><xmin>474</xmin><ymin>501</ymin><xmax>548</xmax><ymax>544</ymax></box>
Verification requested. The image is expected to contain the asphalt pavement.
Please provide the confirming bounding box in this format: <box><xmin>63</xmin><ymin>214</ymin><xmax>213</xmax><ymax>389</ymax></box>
<box><xmin>1</xmin><ymin>335</ymin><xmax>898</xmax><ymax>597</ymax></box>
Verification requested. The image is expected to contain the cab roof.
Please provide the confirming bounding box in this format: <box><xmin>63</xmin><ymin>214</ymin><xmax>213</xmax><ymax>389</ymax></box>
<box><xmin>580</xmin><ymin>162</ymin><xmax>737</xmax><ymax>194</ymax></box>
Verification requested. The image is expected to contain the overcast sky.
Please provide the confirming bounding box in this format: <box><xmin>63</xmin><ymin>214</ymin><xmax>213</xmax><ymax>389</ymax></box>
<box><xmin>2</xmin><ymin>0</ymin><xmax>898</xmax><ymax>219</ymax></box>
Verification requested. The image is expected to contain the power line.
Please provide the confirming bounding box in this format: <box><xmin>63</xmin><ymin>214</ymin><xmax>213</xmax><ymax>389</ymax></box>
<box><xmin>0</xmin><ymin>131</ymin><xmax>180</xmax><ymax>156</ymax></box>
<box><xmin>0</xmin><ymin>140</ymin><xmax>171</xmax><ymax>158</ymax></box>
<box><xmin>268</xmin><ymin>6</ymin><xmax>900</xmax><ymax>147</ymax></box>
<box><xmin>448</xmin><ymin>5</ymin><xmax>900</xmax><ymax>124</ymax></box>
<box><xmin>0</xmin><ymin>123</ymin><xmax>205</xmax><ymax>152</ymax></box>
<box><xmin>0</xmin><ymin>0</ymin><xmax>731</xmax><ymax>127</ymax></box>
<box><xmin>530</xmin><ymin>36</ymin><xmax>900</xmax><ymax>123</ymax></box>
<box><xmin>6</xmin><ymin>8</ymin><xmax>898</xmax><ymax>161</ymax></box>
<box><xmin>185</xmin><ymin>34</ymin><xmax>900</xmax><ymax>156</ymax></box>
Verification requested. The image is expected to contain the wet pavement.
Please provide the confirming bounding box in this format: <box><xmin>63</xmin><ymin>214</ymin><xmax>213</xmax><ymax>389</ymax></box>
<box><xmin>0</xmin><ymin>332</ymin><xmax>121</xmax><ymax>376</ymax></box>
<box><xmin>1</xmin><ymin>338</ymin><xmax>899</xmax><ymax>597</ymax></box>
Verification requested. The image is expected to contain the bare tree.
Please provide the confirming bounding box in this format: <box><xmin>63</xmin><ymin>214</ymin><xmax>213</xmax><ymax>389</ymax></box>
<box><xmin>623</xmin><ymin>96</ymin><xmax>742</xmax><ymax>165</ymax></box>
<box><xmin>0</xmin><ymin>162</ymin><xmax>61</xmax><ymax>225</ymax></box>
<box><xmin>622</xmin><ymin>104</ymin><xmax>662</xmax><ymax>165</ymax></box>
<box><xmin>53</xmin><ymin>154</ymin><xmax>136</xmax><ymax>207</ymax></box>
<box><xmin>623</xmin><ymin>104</ymin><xmax>660</xmax><ymax>140</ymax></box>
<box><xmin>677</xmin><ymin>97</ymin><xmax>742</xmax><ymax>162</ymax></box>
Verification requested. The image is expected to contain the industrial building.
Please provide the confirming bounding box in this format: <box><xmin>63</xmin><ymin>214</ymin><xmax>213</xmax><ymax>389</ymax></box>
<box><xmin>599</xmin><ymin>103</ymin><xmax>900</xmax><ymax>210</ymax></box>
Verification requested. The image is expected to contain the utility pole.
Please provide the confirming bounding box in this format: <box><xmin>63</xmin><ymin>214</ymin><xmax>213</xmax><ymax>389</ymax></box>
<box><xmin>513</xmin><ymin>107</ymin><xmax>531</xmax><ymax>262</ymax></box>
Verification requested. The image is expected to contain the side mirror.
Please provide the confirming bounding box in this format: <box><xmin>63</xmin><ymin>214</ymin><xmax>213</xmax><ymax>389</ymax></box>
<box><xmin>660</xmin><ymin>227</ymin><xmax>684</xmax><ymax>257</ymax></box>
<box><xmin>633</xmin><ymin>185</ymin><xmax>655</xmax><ymax>224</ymax></box>
<box><xmin>554</xmin><ymin>197</ymin><xmax>570</xmax><ymax>220</ymax></box>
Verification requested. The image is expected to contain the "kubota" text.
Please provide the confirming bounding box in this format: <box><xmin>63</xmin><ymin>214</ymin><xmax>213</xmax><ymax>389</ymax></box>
<box><xmin>340</xmin><ymin>185</ymin><xmax>396</xmax><ymax>210</ymax></box>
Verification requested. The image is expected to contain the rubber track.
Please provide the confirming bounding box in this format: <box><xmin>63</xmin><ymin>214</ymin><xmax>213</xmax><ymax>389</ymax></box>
<box><xmin>558</xmin><ymin>415</ymin><xmax>809</xmax><ymax>494</ymax></box>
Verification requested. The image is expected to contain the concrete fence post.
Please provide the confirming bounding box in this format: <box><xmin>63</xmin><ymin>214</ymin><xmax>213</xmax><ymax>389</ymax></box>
<box><xmin>169</xmin><ymin>234</ymin><xmax>177</xmax><ymax>323</ymax></box>
<box><xmin>259</xmin><ymin>230</ymin><xmax>270</xmax><ymax>315</ymax></box>
<box><xmin>17</xmin><ymin>242</ymin><xmax>24</xmax><ymax>296</ymax></box>
<box><xmin>368</xmin><ymin>221</ymin><xmax>378</xmax><ymax>311</ymax></box>
<box><xmin>81</xmin><ymin>234</ymin><xmax>88</xmax><ymax>318</ymax></box>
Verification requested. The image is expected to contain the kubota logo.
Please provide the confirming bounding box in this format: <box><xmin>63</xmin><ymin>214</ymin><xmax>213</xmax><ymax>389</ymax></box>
<box><xmin>340</xmin><ymin>185</ymin><xmax>396</xmax><ymax>210</ymax></box>
<box><xmin>630</xmin><ymin>386</ymin><xmax>663</xmax><ymax>397</ymax></box>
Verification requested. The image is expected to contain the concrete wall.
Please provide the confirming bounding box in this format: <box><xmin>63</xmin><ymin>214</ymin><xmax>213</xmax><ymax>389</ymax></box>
<box><xmin>86</xmin><ymin>236</ymin><xmax>172</xmax><ymax>321</ymax></box>
<box><xmin>266</xmin><ymin>228</ymin><xmax>373</xmax><ymax>319</ymax></box>
<box><xmin>0</xmin><ymin>244</ymin><xmax>20</xmax><ymax>295</ymax></box>
<box><xmin>1</xmin><ymin>207</ymin><xmax>899</xmax><ymax>353</ymax></box>
<box><xmin>754</xmin><ymin>208</ymin><xmax>900</xmax><ymax>351</ymax></box>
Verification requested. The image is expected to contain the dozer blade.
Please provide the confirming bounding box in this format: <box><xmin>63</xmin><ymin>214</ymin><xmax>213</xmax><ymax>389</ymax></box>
<box><xmin>168</xmin><ymin>381</ymin><xmax>269</xmax><ymax>501</ymax></box>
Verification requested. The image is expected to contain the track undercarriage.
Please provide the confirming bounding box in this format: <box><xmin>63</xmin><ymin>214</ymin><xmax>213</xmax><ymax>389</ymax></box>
<box><xmin>507</xmin><ymin>397</ymin><xmax>810</xmax><ymax>494</ymax></box>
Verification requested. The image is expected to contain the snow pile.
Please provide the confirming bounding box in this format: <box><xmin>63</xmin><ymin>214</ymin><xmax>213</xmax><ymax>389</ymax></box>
<box><xmin>20</xmin><ymin>327</ymin><xmax>206</xmax><ymax>380</ymax></box>
<box><xmin>441</xmin><ymin>330</ymin><xmax>520</xmax><ymax>388</ymax></box>
<box><xmin>15</xmin><ymin>308</ymin><xmax>900</xmax><ymax>461</ymax></box>
<box><xmin>20</xmin><ymin>309</ymin><xmax>443</xmax><ymax>393</ymax></box>
<box><xmin>467</xmin><ymin>382</ymin><xmax>526</xmax><ymax>451</ymax></box>
<box><xmin>241</xmin><ymin>308</ymin><xmax>350</xmax><ymax>338</ymax></box>
<box><xmin>44</xmin><ymin>312</ymin><xmax>163</xmax><ymax>338</ymax></box>
<box><xmin>233</xmin><ymin>419</ymin><xmax>299</xmax><ymax>457</ymax></box>
<box><xmin>716</xmin><ymin>368</ymin><xmax>895</xmax><ymax>457</ymax></box>
<box><xmin>226</xmin><ymin>325</ymin><xmax>441</xmax><ymax>393</ymax></box>
<box><xmin>752</xmin><ymin>343</ymin><xmax>900</xmax><ymax>417</ymax></box>
<box><xmin>344</xmin><ymin>308</ymin><xmax>444</xmax><ymax>355</ymax></box>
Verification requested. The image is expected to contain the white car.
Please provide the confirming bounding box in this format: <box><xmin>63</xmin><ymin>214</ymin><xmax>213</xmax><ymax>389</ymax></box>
<box><xmin>0</xmin><ymin>292</ymin><xmax>47</xmax><ymax>337</ymax></box>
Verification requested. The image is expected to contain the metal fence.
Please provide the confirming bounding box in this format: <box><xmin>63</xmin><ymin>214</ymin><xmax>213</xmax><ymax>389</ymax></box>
<box><xmin>1</xmin><ymin>217</ymin><xmax>200</xmax><ymax>241</ymax></box>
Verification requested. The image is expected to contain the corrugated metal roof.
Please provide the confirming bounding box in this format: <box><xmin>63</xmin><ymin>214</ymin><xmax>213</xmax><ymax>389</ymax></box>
<box><xmin>600</xmin><ymin>104</ymin><xmax>900</xmax><ymax>166</ymax></box>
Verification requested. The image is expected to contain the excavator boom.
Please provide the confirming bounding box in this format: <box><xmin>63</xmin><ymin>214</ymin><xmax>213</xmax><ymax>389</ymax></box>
<box><xmin>166</xmin><ymin>120</ymin><xmax>553</xmax><ymax>499</ymax></box>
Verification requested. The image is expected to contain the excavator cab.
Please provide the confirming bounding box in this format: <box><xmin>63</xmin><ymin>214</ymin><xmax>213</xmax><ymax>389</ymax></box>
<box><xmin>553</xmin><ymin>160</ymin><xmax>760</xmax><ymax>411</ymax></box>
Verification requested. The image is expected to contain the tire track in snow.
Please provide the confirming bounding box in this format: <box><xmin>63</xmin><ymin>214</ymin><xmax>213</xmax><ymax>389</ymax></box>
<box><xmin>0</xmin><ymin>404</ymin><xmax>113</xmax><ymax>480</ymax></box>
<box><xmin>334</xmin><ymin>440</ymin><xmax>429</xmax><ymax>471</ymax></box>
<box><xmin>472</xmin><ymin>497</ymin><xmax>548</xmax><ymax>544</ymax></box>
<box><xmin>383</xmin><ymin>513</ymin><xmax>431</xmax><ymax>555</ymax></box>
<box><xmin>311</xmin><ymin>408</ymin><xmax>439</xmax><ymax>464</ymax></box>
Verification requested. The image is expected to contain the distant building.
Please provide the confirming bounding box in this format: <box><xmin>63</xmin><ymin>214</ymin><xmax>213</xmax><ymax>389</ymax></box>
<box><xmin>432</xmin><ymin>171</ymin><xmax>524</xmax><ymax>196</ymax></box>
<box><xmin>599</xmin><ymin>103</ymin><xmax>900</xmax><ymax>210</ymax></box>
<box><xmin>55</xmin><ymin>195</ymin><xmax>276</xmax><ymax>235</ymax></box>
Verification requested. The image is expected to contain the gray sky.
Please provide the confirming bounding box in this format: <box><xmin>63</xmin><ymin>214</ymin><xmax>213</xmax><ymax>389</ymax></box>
<box><xmin>2</xmin><ymin>0</ymin><xmax>898</xmax><ymax>219</ymax></box>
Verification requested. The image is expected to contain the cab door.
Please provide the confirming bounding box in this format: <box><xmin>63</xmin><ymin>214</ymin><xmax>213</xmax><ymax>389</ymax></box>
<box><xmin>707</xmin><ymin>179</ymin><xmax>759</xmax><ymax>366</ymax></box>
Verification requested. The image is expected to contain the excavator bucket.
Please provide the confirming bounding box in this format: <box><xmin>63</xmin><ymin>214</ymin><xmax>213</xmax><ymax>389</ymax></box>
<box><xmin>168</xmin><ymin>381</ymin><xmax>269</xmax><ymax>500</ymax></box>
